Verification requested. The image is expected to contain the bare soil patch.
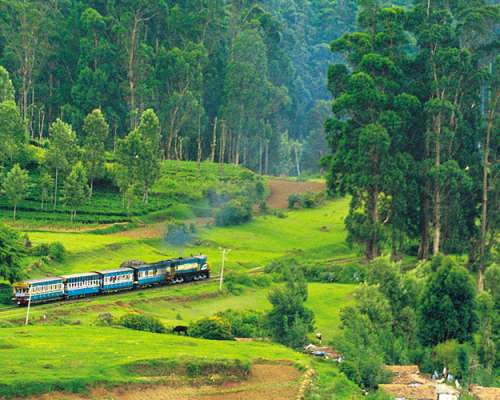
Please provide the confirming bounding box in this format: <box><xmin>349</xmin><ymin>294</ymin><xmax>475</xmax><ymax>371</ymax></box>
<box><xmin>267</xmin><ymin>179</ymin><xmax>325</xmax><ymax>209</ymax></box>
<box><xmin>24</xmin><ymin>363</ymin><xmax>302</xmax><ymax>400</ymax></box>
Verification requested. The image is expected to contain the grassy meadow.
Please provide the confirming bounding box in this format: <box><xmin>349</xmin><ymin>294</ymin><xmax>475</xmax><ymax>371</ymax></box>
<box><xmin>0</xmin><ymin>324</ymin><xmax>311</xmax><ymax>397</ymax></box>
<box><xmin>19</xmin><ymin>196</ymin><xmax>354</xmax><ymax>278</ymax></box>
<box><xmin>0</xmin><ymin>163</ymin><xmax>363</xmax><ymax>399</ymax></box>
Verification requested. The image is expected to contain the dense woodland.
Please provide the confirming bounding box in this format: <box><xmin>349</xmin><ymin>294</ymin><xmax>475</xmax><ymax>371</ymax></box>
<box><xmin>326</xmin><ymin>0</ymin><xmax>499</xmax><ymax>276</ymax></box>
<box><xmin>0</xmin><ymin>0</ymin><xmax>361</xmax><ymax>176</ymax></box>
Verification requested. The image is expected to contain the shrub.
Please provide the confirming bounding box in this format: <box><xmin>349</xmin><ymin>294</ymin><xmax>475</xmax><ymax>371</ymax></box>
<box><xmin>189</xmin><ymin>316</ymin><xmax>234</xmax><ymax>340</ymax></box>
<box><xmin>0</xmin><ymin>283</ymin><xmax>12</xmax><ymax>305</ymax></box>
<box><xmin>48</xmin><ymin>242</ymin><xmax>65</xmax><ymax>262</ymax></box>
<box><xmin>118</xmin><ymin>314</ymin><xmax>166</xmax><ymax>333</ymax></box>
<box><xmin>215</xmin><ymin>309</ymin><xmax>267</xmax><ymax>338</ymax></box>
<box><xmin>215</xmin><ymin>199</ymin><xmax>252</xmax><ymax>226</ymax></box>
<box><xmin>95</xmin><ymin>313</ymin><xmax>114</xmax><ymax>326</ymax></box>
<box><xmin>31</xmin><ymin>243</ymin><xmax>50</xmax><ymax>257</ymax></box>
<box><xmin>288</xmin><ymin>193</ymin><xmax>300</xmax><ymax>209</ymax></box>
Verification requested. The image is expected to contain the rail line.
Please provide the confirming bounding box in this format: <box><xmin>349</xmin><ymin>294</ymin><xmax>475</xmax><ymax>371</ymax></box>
<box><xmin>0</xmin><ymin>275</ymin><xmax>221</xmax><ymax>313</ymax></box>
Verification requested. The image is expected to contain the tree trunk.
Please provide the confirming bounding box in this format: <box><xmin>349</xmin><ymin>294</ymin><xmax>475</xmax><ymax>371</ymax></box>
<box><xmin>418</xmin><ymin>191</ymin><xmax>431</xmax><ymax>260</ymax></box>
<box><xmin>432</xmin><ymin>112</ymin><xmax>442</xmax><ymax>256</ymax></box>
<box><xmin>90</xmin><ymin>178</ymin><xmax>94</xmax><ymax>198</ymax></box>
<box><xmin>258</xmin><ymin>137</ymin><xmax>263</xmax><ymax>175</ymax></box>
<box><xmin>235</xmin><ymin>133</ymin><xmax>241</xmax><ymax>165</ymax></box>
<box><xmin>367</xmin><ymin>187</ymin><xmax>379</xmax><ymax>260</ymax></box>
<box><xmin>53</xmin><ymin>169</ymin><xmax>58</xmax><ymax>210</ymax></box>
<box><xmin>13</xmin><ymin>204</ymin><xmax>17</xmax><ymax>221</ymax></box>
<box><xmin>197</xmin><ymin>114</ymin><xmax>202</xmax><ymax>168</ymax></box>
<box><xmin>128</xmin><ymin>15</ymin><xmax>140</xmax><ymax>129</ymax></box>
<box><xmin>210</xmin><ymin>117</ymin><xmax>217</xmax><ymax>162</ymax></box>
<box><xmin>478</xmin><ymin>89</ymin><xmax>499</xmax><ymax>290</ymax></box>
<box><xmin>264</xmin><ymin>140</ymin><xmax>269</xmax><ymax>175</ymax></box>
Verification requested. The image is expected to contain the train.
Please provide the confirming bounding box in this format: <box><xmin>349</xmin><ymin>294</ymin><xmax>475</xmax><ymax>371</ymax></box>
<box><xmin>12</xmin><ymin>255</ymin><xmax>210</xmax><ymax>306</ymax></box>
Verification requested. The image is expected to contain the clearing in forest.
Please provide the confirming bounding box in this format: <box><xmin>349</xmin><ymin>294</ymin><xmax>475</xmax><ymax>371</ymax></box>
<box><xmin>266</xmin><ymin>178</ymin><xmax>326</xmax><ymax>209</ymax></box>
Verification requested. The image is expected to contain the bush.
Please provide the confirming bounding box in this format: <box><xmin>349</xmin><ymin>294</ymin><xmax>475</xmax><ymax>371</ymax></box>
<box><xmin>215</xmin><ymin>199</ymin><xmax>252</xmax><ymax>226</ymax></box>
<box><xmin>118</xmin><ymin>314</ymin><xmax>166</xmax><ymax>333</ymax></box>
<box><xmin>189</xmin><ymin>316</ymin><xmax>234</xmax><ymax>340</ymax></box>
<box><xmin>288</xmin><ymin>191</ymin><xmax>324</xmax><ymax>210</ymax></box>
<box><xmin>95</xmin><ymin>313</ymin><xmax>114</xmax><ymax>326</ymax></box>
<box><xmin>0</xmin><ymin>283</ymin><xmax>12</xmax><ymax>305</ymax></box>
<box><xmin>31</xmin><ymin>243</ymin><xmax>50</xmax><ymax>257</ymax></box>
<box><xmin>215</xmin><ymin>309</ymin><xmax>267</xmax><ymax>338</ymax></box>
<box><xmin>48</xmin><ymin>242</ymin><xmax>65</xmax><ymax>262</ymax></box>
<box><xmin>288</xmin><ymin>193</ymin><xmax>300</xmax><ymax>209</ymax></box>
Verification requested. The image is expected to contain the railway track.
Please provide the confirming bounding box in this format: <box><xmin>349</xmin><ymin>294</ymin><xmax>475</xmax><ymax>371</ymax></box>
<box><xmin>0</xmin><ymin>275</ymin><xmax>221</xmax><ymax>313</ymax></box>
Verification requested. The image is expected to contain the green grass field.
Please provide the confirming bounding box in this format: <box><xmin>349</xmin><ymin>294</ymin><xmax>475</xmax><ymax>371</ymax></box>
<box><xmin>0</xmin><ymin>324</ymin><xmax>310</xmax><ymax>397</ymax></box>
<box><xmin>20</xmin><ymin>197</ymin><xmax>353</xmax><ymax>278</ymax></box>
<box><xmin>0</xmin><ymin>176</ymin><xmax>362</xmax><ymax>399</ymax></box>
<box><xmin>0</xmin><ymin>282</ymin><xmax>356</xmax><ymax>341</ymax></box>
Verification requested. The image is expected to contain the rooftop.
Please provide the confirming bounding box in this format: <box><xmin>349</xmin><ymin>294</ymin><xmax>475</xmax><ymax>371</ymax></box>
<box><xmin>470</xmin><ymin>385</ymin><xmax>500</xmax><ymax>400</ymax></box>
<box><xmin>93</xmin><ymin>268</ymin><xmax>133</xmax><ymax>275</ymax></box>
<box><xmin>380</xmin><ymin>384</ymin><xmax>436</xmax><ymax>400</ymax></box>
<box><xmin>61</xmin><ymin>272</ymin><xmax>100</xmax><ymax>279</ymax></box>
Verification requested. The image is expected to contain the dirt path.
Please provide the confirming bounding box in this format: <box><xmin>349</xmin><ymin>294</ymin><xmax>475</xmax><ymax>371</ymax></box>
<box><xmin>266</xmin><ymin>178</ymin><xmax>325</xmax><ymax>209</ymax></box>
<box><xmin>27</xmin><ymin>363</ymin><xmax>302</xmax><ymax>400</ymax></box>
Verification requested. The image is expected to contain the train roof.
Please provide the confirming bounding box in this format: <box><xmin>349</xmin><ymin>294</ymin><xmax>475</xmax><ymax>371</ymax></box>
<box><xmin>94</xmin><ymin>268</ymin><xmax>133</xmax><ymax>275</ymax></box>
<box><xmin>62</xmin><ymin>272</ymin><xmax>100</xmax><ymax>279</ymax></box>
<box><xmin>17</xmin><ymin>277</ymin><xmax>63</xmax><ymax>285</ymax></box>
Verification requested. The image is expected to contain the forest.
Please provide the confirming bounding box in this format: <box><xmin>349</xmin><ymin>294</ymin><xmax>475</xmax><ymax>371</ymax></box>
<box><xmin>0</xmin><ymin>0</ymin><xmax>360</xmax><ymax>176</ymax></box>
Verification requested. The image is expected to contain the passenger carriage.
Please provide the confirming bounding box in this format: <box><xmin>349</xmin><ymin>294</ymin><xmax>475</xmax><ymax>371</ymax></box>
<box><xmin>13</xmin><ymin>277</ymin><xmax>64</xmax><ymax>306</ymax></box>
<box><xmin>62</xmin><ymin>272</ymin><xmax>100</xmax><ymax>298</ymax></box>
<box><xmin>127</xmin><ymin>261</ymin><xmax>168</xmax><ymax>287</ymax></box>
<box><xmin>94</xmin><ymin>268</ymin><xmax>134</xmax><ymax>292</ymax></box>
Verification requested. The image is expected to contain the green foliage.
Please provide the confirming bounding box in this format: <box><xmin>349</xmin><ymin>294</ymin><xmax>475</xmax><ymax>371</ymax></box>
<box><xmin>48</xmin><ymin>242</ymin><xmax>65</xmax><ymax>262</ymax></box>
<box><xmin>418</xmin><ymin>257</ymin><xmax>477</xmax><ymax>346</ymax></box>
<box><xmin>215</xmin><ymin>199</ymin><xmax>252</xmax><ymax>226</ymax></box>
<box><xmin>82</xmin><ymin>109</ymin><xmax>109</xmax><ymax>194</ymax></box>
<box><xmin>215</xmin><ymin>309</ymin><xmax>267</xmax><ymax>338</ymax></box>
<box><xmin>118</xmin><ymin>313</ymin><xmax>166</xmax><ymax>334</ymax></box>
<box><xmin>0</xmin><ymin>100</ymin><xmax>27</xmax><ymax>167</ymax></box>
<box><xmin>0</xmin><ymin>65</ymin><xmax>14</xmax><ymax>102</ymax></box>
<box><xmin>0</xmin><ymin>282</ymin><xmax>12</xmax><ymax>305</ymax></box>
<box><xmin>2</xmin><ymin>163</ymin><xmax>30</xmax><ymax>219</ymax></box>
<box><xmin>61</xmin><ymin>161</ymin><xmax>90</xmax><ymax>221</ymax></box>
<box><xmin>266</xmin><ymin>268</ymin><xmax>314</xmax><ymax>348</ymax></box>
<box><xmin>0</xmin><ymin>223</ymin><xmax>25</xmax><ymax>282</ymax></box>
<box><xmin>189</xmin><ymin>316</ymin><xmax>234</xmax><ymax>340</ymax></box>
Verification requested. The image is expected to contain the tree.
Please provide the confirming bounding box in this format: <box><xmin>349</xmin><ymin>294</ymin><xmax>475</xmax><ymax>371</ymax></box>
<box><xmin>266</xmin><ymin>268</ymin><xmax>314</xmax><ymax>348</ymax></box>
<box><xmin>0</xmin><ymin>100</ymin><xmax>27</xmax><ymax>167</ymax></box>
<box><xmin>39</xmin><ymin>173</ymin><xmax>53</xmax><ymax>210</ymax></box>
<box><xmin>418</xmin><ymin>257</ymin><xmax>477</xmax><ymax>345</ymax></box>
<box><xmin>61</xmin><ymin>162</ymin><xmax>89</xmax><ymax>222</ymax></box>
<box><xmin>82</xmin><ymin>109</ymin><xmax>109</xmax><ymax>197</ymax></box>
<box><xmin>116</xmin><ymin>109</ymin><xmax>161</xmax><ymax>204</ymax></box>
<box><xmin>0</xmin><ymin>223</ymin><xmax>25</xmax><ymax>283</ymax></box>
<box><xmin>0</xmin><ymin>66</ymin><xmax>14</xmax><ymax>102</ymax></box>
<box><xmin>45</xmin><ymin>119</ymin><xmax>79</xmax><ymax>209</ymax></box>
<box><xmin>2</xmin><ymin>164</ymin><xmax>29</xmax><ymax>220</ymax></box>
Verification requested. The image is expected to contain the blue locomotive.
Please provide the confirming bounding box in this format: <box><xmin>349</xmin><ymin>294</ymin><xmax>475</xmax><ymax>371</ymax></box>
<box><xmin>13</xmin><ymin>255</ymin><xmax>209</xmax><ymax>306</ymax></box>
